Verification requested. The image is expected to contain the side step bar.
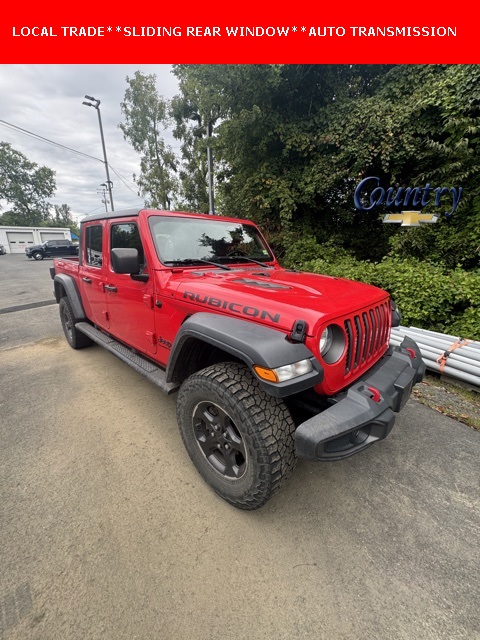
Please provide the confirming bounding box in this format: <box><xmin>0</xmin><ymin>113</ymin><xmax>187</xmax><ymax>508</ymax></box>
<box><xmin>76</xmin><ymin>322</ymin><xmax>179</xmax><ymax>395</ymax></box>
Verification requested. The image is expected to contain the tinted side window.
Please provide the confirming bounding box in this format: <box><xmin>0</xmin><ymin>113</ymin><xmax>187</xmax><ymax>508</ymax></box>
<box><xmin>85</xmin><ymin>225</ymin><xmax>103</xmax><ymax>266</ymax></box>
<box><xmin>111</xmin><ymin>223</ymin><xmax>145</xmax><ymax>268</ymax></box>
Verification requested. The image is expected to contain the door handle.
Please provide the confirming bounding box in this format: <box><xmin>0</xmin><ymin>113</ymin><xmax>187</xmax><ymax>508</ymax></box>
<box><xmin>105</xmin><ymin>285</ymin><xmax>118</xmax><ymax>292</ymax></box>
<box><xmin>82</xmin><ymin>277</ymin><xmax>92</xmax><ymax>283</ymax></box>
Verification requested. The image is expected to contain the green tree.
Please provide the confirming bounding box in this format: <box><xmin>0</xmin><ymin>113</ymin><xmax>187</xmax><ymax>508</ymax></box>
<box><xmin>381</xmin><ymin>64</ymin><xmax>480</xmax><ymax>268</ymax></box>
<box><xmin>119</xmin><ymin>71</ymin><xmax>177</xmax><ymax>210</ymax></box>
<box><xmin>171</xmin><ymin>65</ymin><xmax>393</xmax><ymax>247</ymax></box>
<box><xmin>225</xmin><ymin>64</ymin><xmax>479</xmax><ymax>266</ymax></box>
<box><xmin>170</xmin><ymin>65</ymin><xmax>231</xmax><ymax>212</ymax></box>
<box><xmin>0</xmin><ymin>142</ymin><xmax>56</xmax><ymax>226</ymax></box>
<box><xmin>120</xmin><ymin>65</ymin><xmax>480</xmax><ymax>268</ymax></box>
<box><xmin>52</xmin><ymin>203</ymin><xmax>78</xmax><ymax>234</ymax></box>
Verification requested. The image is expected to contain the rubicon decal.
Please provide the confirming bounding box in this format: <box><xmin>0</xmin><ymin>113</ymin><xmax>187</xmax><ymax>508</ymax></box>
<box><xmin>183</xmin><ymin>291</ymin><xmax>281</xmax><ymax>323</ymax></box>
<box><xmin>354</xmin><ymin>176</ymin><xmax>463</xmax><ymax>226</ymax></box>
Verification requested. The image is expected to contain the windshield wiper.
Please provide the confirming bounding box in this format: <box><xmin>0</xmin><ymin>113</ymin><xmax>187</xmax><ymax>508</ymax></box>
<box><xmin>163</xmin><ymin>258</ymin><xmax>232</xmax><ymax>271</ymax></box>
<box><xmin>221</xmin><ymin>255</ymin><xmax>274</xmax><ymax>269</ymax></box>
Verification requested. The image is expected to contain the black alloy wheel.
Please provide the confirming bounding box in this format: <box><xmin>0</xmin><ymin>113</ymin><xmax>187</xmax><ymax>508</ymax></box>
<box><xmin>192</xmin><ymin>401</ymin><xmax>247</xmax><ymax>479</ymax></box>
<box><xmin>176</xmin><ymin>362</ymin><xmax>296</xmax><ymax>510</ymax></box>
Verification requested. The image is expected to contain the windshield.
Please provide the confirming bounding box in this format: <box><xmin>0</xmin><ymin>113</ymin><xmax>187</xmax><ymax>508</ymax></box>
<box><xmin>148</xmin><ymin>216</ymin><xmax>274</xmax><ymax>265</ymax></box>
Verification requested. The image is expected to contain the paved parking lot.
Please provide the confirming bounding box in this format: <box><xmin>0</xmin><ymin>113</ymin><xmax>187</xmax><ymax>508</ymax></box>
<box><xmin>0</xmin><ymin>254</ymin><xmax>59</xmax><ymax>350</ymax></box>
<box><xmin>1</xmin><ymin>254</ymin><xmax>479</xmax><ymax>639</ymax></box>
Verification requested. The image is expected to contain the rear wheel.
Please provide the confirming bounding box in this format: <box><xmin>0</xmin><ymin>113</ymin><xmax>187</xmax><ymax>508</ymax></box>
<box><xmin>59</xmin><ymin>297</ymin><xmax>92</xmax><ymax>349</ymax></box>
<box><xmin>176</xmin><ymin>362</ymin><xmax>297</xmax><ymax>509</ymax></box>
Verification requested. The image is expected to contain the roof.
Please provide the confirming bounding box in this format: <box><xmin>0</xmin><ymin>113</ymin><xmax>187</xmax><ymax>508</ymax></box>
<box><xmin>80</xmin><ymin>208</ymin><xmax>142</xmax><ymax>224</ymax></box>
<box><xmin>79</xmin><ymin>208</ymin><xmax>256</xmax><ymax>226</ymax></box>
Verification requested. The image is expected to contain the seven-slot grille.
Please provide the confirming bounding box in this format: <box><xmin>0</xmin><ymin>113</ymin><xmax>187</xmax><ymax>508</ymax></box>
<box><xmin>344</xmin><ymin>300</ymin><xmax>391</xmax><ymax>375</ymax></box>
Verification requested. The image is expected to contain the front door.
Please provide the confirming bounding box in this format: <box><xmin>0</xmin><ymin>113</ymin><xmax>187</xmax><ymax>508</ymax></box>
<box><xmin>105</xmin><ymin>220</ymin><xmax>157</xmax><ymax>355</ymax></box>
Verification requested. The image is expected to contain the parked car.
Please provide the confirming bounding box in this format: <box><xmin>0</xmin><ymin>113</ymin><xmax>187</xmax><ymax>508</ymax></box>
<box><xmin>25</xmin><ymin>239</ymin><xmax>78</xmax><ymax>260</ymax></box>
<box><xmin>0</xmin><ymin>244</ymin><xmax>6</xmax><ymax>255</ymax></box>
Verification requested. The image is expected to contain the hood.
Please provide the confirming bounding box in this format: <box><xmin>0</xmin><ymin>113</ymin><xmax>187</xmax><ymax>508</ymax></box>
<box><xmin>168</xmin><ymin>266</ymin><xmax>389</xmax><ymax>334</ymax></box>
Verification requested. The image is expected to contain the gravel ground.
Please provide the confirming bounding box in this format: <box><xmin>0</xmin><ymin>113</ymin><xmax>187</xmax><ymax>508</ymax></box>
<box><xmin>413</xmin><ymin>374</ymin><xmax>480</xmax><ymax>430</ymax></box>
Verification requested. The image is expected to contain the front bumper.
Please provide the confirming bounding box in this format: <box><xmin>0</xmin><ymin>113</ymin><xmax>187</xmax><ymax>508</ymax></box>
<box><xmin>295</xmin><ymin>336</ymin><xmax>425</xmax><ymax>461</ymax></box>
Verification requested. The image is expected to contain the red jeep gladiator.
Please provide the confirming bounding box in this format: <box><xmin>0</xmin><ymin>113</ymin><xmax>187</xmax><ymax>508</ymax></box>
<box><xmin>51</xmin><ymin>208</ymin><xmax>424</xmax><ymax>509</ymax></box>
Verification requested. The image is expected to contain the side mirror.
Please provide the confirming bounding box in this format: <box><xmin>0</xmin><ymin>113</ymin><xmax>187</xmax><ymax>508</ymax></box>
<box><xmin>111</xmin><ymin>248</ymin><xmax>140</xmax><ymax>274</ymax></box>
<box><xmin>111</xmin><ymin>248</ymin><xmax>149</xmax><ymax>281</ymax></box>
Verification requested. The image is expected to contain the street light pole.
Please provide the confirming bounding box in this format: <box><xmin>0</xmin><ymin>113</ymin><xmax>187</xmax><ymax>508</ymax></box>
<box><xmin>82</xmin><ymin>95</ymin><xmax>114</xmax><ymax>211</ymax></box>
<box><xmin>206</xmin><ymin>120</ymin><xmax>215</xmax><ymax>215</ymax></box>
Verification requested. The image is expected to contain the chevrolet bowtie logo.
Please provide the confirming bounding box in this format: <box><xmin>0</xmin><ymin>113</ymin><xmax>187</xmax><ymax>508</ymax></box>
<box><xmin>383</xmin><ymin>211</ymin><xmax>439</xmax><ymax>227</ymax></box>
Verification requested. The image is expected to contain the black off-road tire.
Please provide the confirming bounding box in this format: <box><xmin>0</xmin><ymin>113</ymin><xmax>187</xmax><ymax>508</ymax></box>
<box><xmin>33</xmin><ymin>252</ymin><xmax>44</xmax><ymax>260</ymax></box>
<box><xmin>59</xmin><ymin>297</ymin><xmax>92</xmax><ymax>349</ymax></box>
<box><xmin>176</xmin><ymin>362</ymin><xmax>297</xmax><ymax>510</ymax></box>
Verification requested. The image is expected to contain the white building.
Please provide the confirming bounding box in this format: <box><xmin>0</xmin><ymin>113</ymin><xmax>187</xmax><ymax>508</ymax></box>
<box><xmin>0</xmin><ymin>226</ymin><xmax>72</xmax><ymax>254</ymax></box>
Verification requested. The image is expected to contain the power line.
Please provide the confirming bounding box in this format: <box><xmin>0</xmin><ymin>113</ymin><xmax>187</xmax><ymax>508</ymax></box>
<box><xmin>108</xmin><ymin>165</ymin><xmax>140</xmax><ymax>196</ymax></box>
<box><xmin>0</xmin><ymin>117</ymin><xmax>143</xmax><ymax>200</ymax></box>
<box><xmin>0</xmin><ymin>119</ymin><xmax>104</xmax><ymax>164</ymax></box>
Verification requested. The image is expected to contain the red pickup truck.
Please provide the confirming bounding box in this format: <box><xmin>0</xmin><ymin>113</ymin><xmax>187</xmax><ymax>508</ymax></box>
<box><xmin>51</xmin><ymin>208</ymin><xmax>424</xmax><ymax>509</ymax></box>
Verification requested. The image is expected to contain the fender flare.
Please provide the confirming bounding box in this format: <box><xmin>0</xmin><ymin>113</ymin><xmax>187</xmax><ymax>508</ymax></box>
<box><xmin>166</xmin><ymin>313</ymin><xmax>323</xmax><ymax>398</ymax></box>
<box><xmin>53</xmin><ymin>274</ymin><xmax>87</xmax><ymax>322</ymax></box>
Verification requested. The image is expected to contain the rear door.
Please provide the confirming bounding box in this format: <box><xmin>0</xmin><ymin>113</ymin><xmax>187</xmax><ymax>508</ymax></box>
<box><xmin>55</xmin><ymin>240</ymin><xmax>71</xmax><ymax>256</ymax></box>
<box><xmin>105</xmin><ymin>220</ymin><xmax>157</xmax><ymax>355</ymax></box>
<box><xmin>47</xmin><ymin>240</ymin><xmax>69</xmax><ymax>257</ymax></box>
<box><xmin>79</xmin><ymin>222</ymin><xmax>110</xmax><ymax>329</ymax></box>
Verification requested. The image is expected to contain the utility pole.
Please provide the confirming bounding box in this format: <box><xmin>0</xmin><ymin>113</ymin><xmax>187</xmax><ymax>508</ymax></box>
<box><xmin>206</xmin><ymin>120</ymin><xmax>215</xmax><ymax>215</ymax></box>
<box><xmin>97</xmin><ymin>183</ymin><xmax>108</xmax><ymax>213</ymax></box>
<box><xmin>82</xmin><ymin>95</ymin><xmax>114</xmax><ymax>211</ymax></box>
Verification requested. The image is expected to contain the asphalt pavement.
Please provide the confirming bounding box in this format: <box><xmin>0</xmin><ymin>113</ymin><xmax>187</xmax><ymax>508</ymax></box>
<box><xmin>1</xmin><ymin>253</ymin><xmax>479</xmax><ymax>640</ymax></box>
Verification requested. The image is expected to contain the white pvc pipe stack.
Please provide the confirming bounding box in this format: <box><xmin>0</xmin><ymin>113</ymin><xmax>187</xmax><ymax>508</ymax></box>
<box><xmin>390</xmin><ymin>326</ymin><xmax>480</xmax><ymax>388</ymax></box>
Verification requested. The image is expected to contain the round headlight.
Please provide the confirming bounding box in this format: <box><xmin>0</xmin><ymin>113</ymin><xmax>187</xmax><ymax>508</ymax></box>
<box><xmin>319</xmin><ymin>324</ymin><xmax>346</xmax><ymax>364</ymax></box>
<box><xmin>319</xmin><ymin>327</ymin><xmax>333</xmax><ymax>355</ymax></box>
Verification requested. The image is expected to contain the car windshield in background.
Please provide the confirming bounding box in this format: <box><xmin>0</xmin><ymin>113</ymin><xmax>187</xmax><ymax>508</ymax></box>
<box><xmin>148</xmin><ymin>216</ymin><xmax>274</xmax><ymax>265</ymax></box>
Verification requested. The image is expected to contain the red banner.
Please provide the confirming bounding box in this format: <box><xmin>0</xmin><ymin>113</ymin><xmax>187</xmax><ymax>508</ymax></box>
<box><xmin>1</xmin><ymin>1</ymin><xmax>476</xmax><ymax>63</ymax></box>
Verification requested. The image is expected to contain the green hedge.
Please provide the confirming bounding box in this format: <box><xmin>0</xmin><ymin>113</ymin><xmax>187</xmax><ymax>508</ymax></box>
<box><xmin>283</xmin><ymin>238</ymin><xmax>480</xmax><ymax>341</ymax></box>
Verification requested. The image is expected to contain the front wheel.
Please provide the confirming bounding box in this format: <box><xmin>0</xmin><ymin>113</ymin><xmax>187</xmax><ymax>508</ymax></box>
<box><xmin>176</xmin><ymin>362</ymin><xmax>297</xmax><ymax>510</ymax></box>
<box><xmin>33</xmin><ymin>252</ymin><xmax>43</xmax><ymax>260</ymax></box>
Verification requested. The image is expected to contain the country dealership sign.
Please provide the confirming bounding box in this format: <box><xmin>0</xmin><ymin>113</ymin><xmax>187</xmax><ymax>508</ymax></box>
<box><xmin>354</xmin><ymin>176</ymin><xmax>463</xmax><ymax>226</ymax></box>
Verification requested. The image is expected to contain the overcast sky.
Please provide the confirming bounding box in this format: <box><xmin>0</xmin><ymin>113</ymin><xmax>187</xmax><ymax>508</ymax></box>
<box><xmin>0</xmin><ymin>64</ymin><xmax>180</xmax><ymax>223</ymax></box>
